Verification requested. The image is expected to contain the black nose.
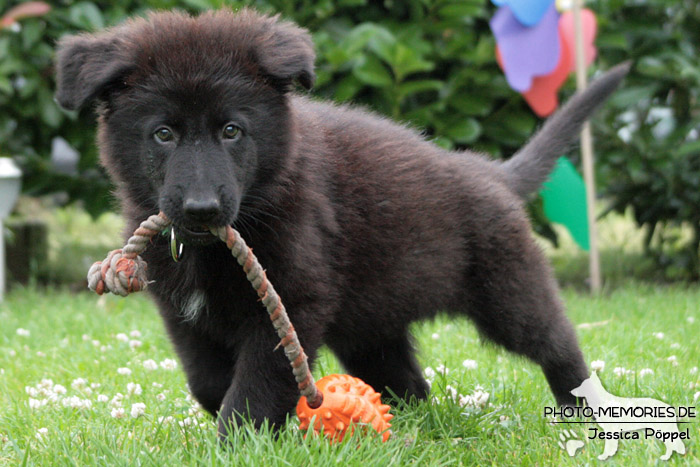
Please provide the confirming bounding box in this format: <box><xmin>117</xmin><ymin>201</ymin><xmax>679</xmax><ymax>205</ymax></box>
<box><xmin>183</xmin><ymin>198</ymin><xmax>221</xmax><ymax>224</ymax></box>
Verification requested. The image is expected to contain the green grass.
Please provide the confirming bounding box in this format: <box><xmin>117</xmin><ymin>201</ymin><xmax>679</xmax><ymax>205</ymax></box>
<box><xmin>1</xmin><ymin>283</ymin><xmax>698</xmax><ymax>465</ymax></box>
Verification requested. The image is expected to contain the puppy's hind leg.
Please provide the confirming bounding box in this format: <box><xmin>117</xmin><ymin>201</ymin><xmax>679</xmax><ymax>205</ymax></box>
<box><xmin>328</xmin><ymin>331</ymin><xmax>430</xmax><ymax>403</ymax></box>
<box><xmin>462</xmin><ymin>221</ymin><xmax>588</xmax><ymax>407</ymax></box>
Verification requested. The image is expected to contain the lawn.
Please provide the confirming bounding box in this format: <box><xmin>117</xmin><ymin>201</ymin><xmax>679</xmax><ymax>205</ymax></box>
<box><xmin>0</xmin><ymin>281</ymin><xmax>698</xmax><ymax>465</ymax></box>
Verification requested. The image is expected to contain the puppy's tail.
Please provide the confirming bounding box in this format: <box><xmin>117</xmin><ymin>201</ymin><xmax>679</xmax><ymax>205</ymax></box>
<box><xmin>501</xmin><ymin>61</ymin><xmax>631</xmax><ymax>198</ymax></box>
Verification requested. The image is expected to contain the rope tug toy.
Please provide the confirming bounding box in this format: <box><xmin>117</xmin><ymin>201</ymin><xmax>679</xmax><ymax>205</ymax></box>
<box><xmin>87</xmin><ymin>212</ymin><xmax>392</xmax><ymax>442</ymax></box>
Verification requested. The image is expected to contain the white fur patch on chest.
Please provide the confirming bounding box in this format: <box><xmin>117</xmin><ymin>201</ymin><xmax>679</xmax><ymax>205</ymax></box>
<box><xmin>179</xmin><ymin>289</ymin><xmax>207</xmax><ymax>321</ymax></box>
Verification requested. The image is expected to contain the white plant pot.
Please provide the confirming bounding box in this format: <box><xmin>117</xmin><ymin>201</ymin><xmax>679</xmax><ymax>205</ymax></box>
<box><xmin>0</xmin><ymin>158</ymin><xmax>22</xmax><ymax>301</ymax></box>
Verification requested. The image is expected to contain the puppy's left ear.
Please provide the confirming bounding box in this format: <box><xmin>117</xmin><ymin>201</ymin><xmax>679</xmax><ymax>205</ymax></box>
<box><xmin>255</xmin><ymin>16</ymin><xmax>316</xmax><ymax>91</ymax></box>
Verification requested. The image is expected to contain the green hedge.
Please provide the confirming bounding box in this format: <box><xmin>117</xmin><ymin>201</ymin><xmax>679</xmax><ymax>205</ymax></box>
<box><xmin>1</xmin><ymin>0</ymin><xmax>698</xmax><ymax>278</ymax></box>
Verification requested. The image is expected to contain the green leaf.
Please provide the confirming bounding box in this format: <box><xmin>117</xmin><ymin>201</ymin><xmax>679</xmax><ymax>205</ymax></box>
<box><xmin>0</xmin><ymin>76</ymin><xmax>12</xmax><ymax>95</ymax></box>
<box><xmin>676</xmin><ymin>140</ymin><xmax>700</xmax><ymax>158</ymax></box>
<box><xmin>21</xmin><ymin>20</ymin><xmax>45</xmax><ymax>50</ymax></box>
<box><xmin>431</xmin><ymin>136</ymin><xmax>454</xmax><ymax>150</ymax></box>
<box><xmin>181</xmin><ymin>0</ymin><xmax>218</xmax><ymax>10</ymax></box>
<box><xmin>38</xmin><ymin>88</ymin><xmax>62</xmax><ymax>128</ymax></box>
<box><xmin>637</xmin><ymin>57</ymin><xmax>668</xmax><ymax>79</ymax></box>
<box><xmin>596</xmin><ymin>32</ymin><xmax>628</xmax><ymax>50</ymax></box>
<box><xmin>607</xmin><ymin>85</ymin><xmax>659</xmax><ymax>108</ymax></box>
<box><xmin>444</xmin><ymin>119</ymin><xmax>482</xmax><ymax>144</ymax></box>
<box><xmin>398</xmin><ymin>80</ymin><xmax>443</xmax><ymax>100</ymax></box>
<box><xmin>68</xmin><ymin>2</ymin><xmax>105</xmax><ymax>30</ymax></box>
<box><xmin>437</xmin><ymin>1</ymin><xmax>484</xmax><ymax>21</ymax></box>
<box><xmin>447</xmin><ymin>93</ymin><xmax>492</xmax><ymax>117</ymax></box>
<box><xmin>342</xmin><ymin>24</ymin><xmax>395</xmax><ymax>58</ymax></box>
<box><xmin>334</xmin><ymin>75</ymin><xmax>363</xmax><ymax>102</ymax></box>
<box><xmin>392</xmin><ymin>43</ymin><xmax>434</xmax><ymax>81</ymax></box>
<box><xmin>353</xmin><ymin>55</ymin><xmax>393</xmax><ymax>87</ymax></box>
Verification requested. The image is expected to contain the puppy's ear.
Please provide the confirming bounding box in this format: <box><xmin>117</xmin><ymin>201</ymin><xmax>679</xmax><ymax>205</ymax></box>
<box><xmin>254</xmin><ymin>16</ymin><xmax>316</xmax><ymax>91</ymax></box>
<box><xmin>55</xmin><ymin>33</ymin><xmax>133</xmax><ymax>110</ymax></box>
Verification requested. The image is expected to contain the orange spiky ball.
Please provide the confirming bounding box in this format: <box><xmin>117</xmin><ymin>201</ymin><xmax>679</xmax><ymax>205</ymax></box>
<box><xmin>296</xmin><ymin>374</ymin><xmax>393</xmax><ymax>442</ymax></box>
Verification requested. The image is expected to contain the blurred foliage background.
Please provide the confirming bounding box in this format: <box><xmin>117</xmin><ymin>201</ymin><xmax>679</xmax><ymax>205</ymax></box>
<box><xmin>0</xmin><ymin>0</ymin><xmax>698</xmax><ymax>279</ymax></box>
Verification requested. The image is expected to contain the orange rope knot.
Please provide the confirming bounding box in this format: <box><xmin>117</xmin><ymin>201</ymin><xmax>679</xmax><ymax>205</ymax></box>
<box><xmin>86</xmin><ymin>212</ymin><xmax>170</xmax><ymax>296</ymax></box>
<box><xmin>87</xmin><ymin>249</ymin><xmax>149</xmax><ymax>296</ymax></box>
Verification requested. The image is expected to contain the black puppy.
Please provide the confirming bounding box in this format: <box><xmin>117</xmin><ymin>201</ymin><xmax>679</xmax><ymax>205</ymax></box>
<box><xmin>55</xmin><ymin>9</ymin><xmax>628</xmax><ymax>437</ymax></box>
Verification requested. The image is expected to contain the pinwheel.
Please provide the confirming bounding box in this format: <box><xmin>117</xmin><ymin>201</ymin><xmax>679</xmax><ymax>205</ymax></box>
<box><xmin>490</xmin><ymin>0</ymin><xmax>603</xmax><ymax>290</ymax></box>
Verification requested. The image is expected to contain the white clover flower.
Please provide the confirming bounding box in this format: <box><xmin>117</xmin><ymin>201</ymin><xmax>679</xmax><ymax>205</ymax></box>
<box><xmin>28</xmin><ymin>398</ymin><xmax>47</xmax><ymax>409</ymax></box>
<box><xmin>471</xmin><ymin>386</ymin><xmax>489</xmax><ymax>408</ymax></box>
<box><xmin>117</xmin><ymin>367</ymin><xmax>132</xmax><ymax>375</ymax></box>
<box><xmin>127</xmin><ymin>383</ymin><xmax>142</xmax><ymax>396</ymax></box>
<box><xmin>444</xmin><ymin>385</ymin><xmax>458</xmax><ymax>400</ymax></box>
<box><xmin>82</xmin><ymin>334</ymin><xmax>90</xmax><ymax>341</ymax></box>
<box><xmin>613</xmin><ymin>367</ymin><xmax>632</xmax><ymax>377</ymax></box>
<box><xmin>25</xmin><ymin>386</ymin><xmax>38</xmax><ymax>397</ymax></box>
<box><xmin>16</xmin><ymin>328</ymin><xmax>30</xmax><ymax>337</ymax></box>
<box><xmin>142</xmin><ymin>359</ymin><xmax>158</xmax><ymax>370</ymax></box>
<box><xmin>158</xmin><ymin>416</ymin><xmax>174</xmax><ymax>424</ymax></box>
<box><xmin>691</xmin><ymin>367</ymin><xmax>698</xmax><ymax>375</ymax></box>
<box><xmin>431</xmin><ymin>333</ymin><xmax>440</xmax><ymax>340</ymax></box>
<box><xmin>90</xmin><ymin>382</ymin><xmax>101</xmax><ymax>389</ymax></box>
<box><xmin>62</xmin><ymin>396</ymin><xmax>92</xmax><ymax>410</ymax></box>
<box><xmin>159</xmin><ymin>359</ymin><xmax>177</xmax><ymax>370</ymax></box>
<box><xmin>156</xmin><ymin>393</ymin><xmax>166</xmax><ymax>401</ymax></box>
<box><xmin>111</xmin><ymin>407</ymin><xmax>126</xmax><ymax>419</ymax></box>
<box><xmin>462</xmin><ymin>359</ymin><xmax>478</xmax><ymax>370</ymax></box>
<box><xmin>71</xmin><ymin>378</ymin><xmax>88</xmax><ymax>390</ymax></box>
<box><xmin>639</xmin><ymin>368</ymin><xmax>654</xmax><ymax>377</ymax></box>
<box><xmin>92</xmin><ymin>340</ymin><xmax>101</xmax><ymax>347</ymax></box>
<box><xmin>590</xmin><ymin>360</ymin><xmax>605</xmax><ymax>372</ymax></box>
<box><xmin>436</xmin><ymin>364</ymin><xmax>449</xmax><ymax>375</ymax></box>
<box><xmin>178</xmin><ymin>417</ymin><xmax>195</xmax><ymax>427</ymax></box>
<box><xmin>129</xmin><ymin>340</ymin><xmax>142</xmax><ymax>349</ymax></box>
<box><xmin>36</xmin><ymin>351</ymin><xmax>46</xmax><ymax>358</ymax></box>
<box><xmin>130</xmin><ymin>402</ymin><xmax>146</xmax><ymax>418</ymax></box>
<box><xmin>97</xmin><ymin>394</ymin><xmax>109</xmax><ymax>403</ymax></box>
<box><xmin>152</xmin><ymin>382</ymin><xmax>163</xmax><ymax>388</ymax></box>
<box><xmin>38</xmin><ymin>379</ymin><xmax>53</xmax><ymax>390</ymax></box>
<box><xmin>687</xmin><ymin>317</ymin><xmax>695</xmax><ymax>324</ymax></box>
<box><xmin>35</xmin><ymin>427</ymin><xmax>48</xmax><ymax>440</ymax></box>
<box><xmin>459</xmin><ymin>387</ymin><xmax>489</xmax><ymax>410</ymax></box>
<box><xmin>667</xmin><ymin>355</ymin><xmax>678</xmax><ymax>366</ymax></box>
<box><xmin>110</xmin><ymin>393</ymin><xmax>124</xmax><ymax>408</ymax></box>
<box><xmin>116</xmin><ymin>333</ymin><xmax>129</xmax><ymax>342</ymax></box>
<box><xmin>424</xmin><ymin>367</ymin><xmax>436</xmax><ymax>379</ymax></box>
<box><xmin>130</xmin><ymin>330</ymin><xmax>142</xmax><ymax>338</ymax></box>
<box><xmin>653</xmin><ymin>332</ymin><xmax>665</xmax><ymax>339</ymax></box>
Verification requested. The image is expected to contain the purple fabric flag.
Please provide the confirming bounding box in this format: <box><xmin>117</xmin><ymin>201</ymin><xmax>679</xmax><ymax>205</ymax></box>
<box><xmin>490</xmin><ymin>4</ymin><xmax>561</xmax><ymax>93</ymax></box>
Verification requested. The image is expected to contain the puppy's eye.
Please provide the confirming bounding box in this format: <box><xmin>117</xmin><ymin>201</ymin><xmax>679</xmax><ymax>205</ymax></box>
<box><xmin>222</xmin><ymin>124</ymin><xmax>241</xmax><ymax>140</ymax></box>
<box><xmin>154</xmin><ymin>127</ymin><xmax>173</xmax><ymax>143</ymax></box>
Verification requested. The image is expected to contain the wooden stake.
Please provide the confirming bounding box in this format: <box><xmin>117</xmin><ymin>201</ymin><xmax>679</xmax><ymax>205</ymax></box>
<box><xmin>572</xmin><ymin>0</ymin><xmax>601</xmax><ymax>293</ymax></box>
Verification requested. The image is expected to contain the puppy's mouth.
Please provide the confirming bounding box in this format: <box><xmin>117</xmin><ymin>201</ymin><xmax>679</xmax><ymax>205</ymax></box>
<box><xmin>172</xmin><ymin>224</ymin><xmax>219</xmax><ymax>246</ymax></box>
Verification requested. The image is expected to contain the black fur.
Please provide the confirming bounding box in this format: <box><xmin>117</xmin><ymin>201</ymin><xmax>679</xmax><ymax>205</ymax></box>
<box><xmin>54</xmin><ymin>9</ymin><xmax>629</xmax><ymax>438</ymax></box>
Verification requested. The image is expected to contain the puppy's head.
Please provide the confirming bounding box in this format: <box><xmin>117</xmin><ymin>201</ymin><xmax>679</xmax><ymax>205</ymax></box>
<box><xmin>55</xmin><ymin>9</ymin><xmax>315</xmax><ymax>245</ymax></box>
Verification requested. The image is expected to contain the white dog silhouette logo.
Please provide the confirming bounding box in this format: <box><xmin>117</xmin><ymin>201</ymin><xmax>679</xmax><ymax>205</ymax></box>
<box><xmin>567</xmin><ymin>371</ymin><xmax>687</xmax><ymax>460</ymax></box>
